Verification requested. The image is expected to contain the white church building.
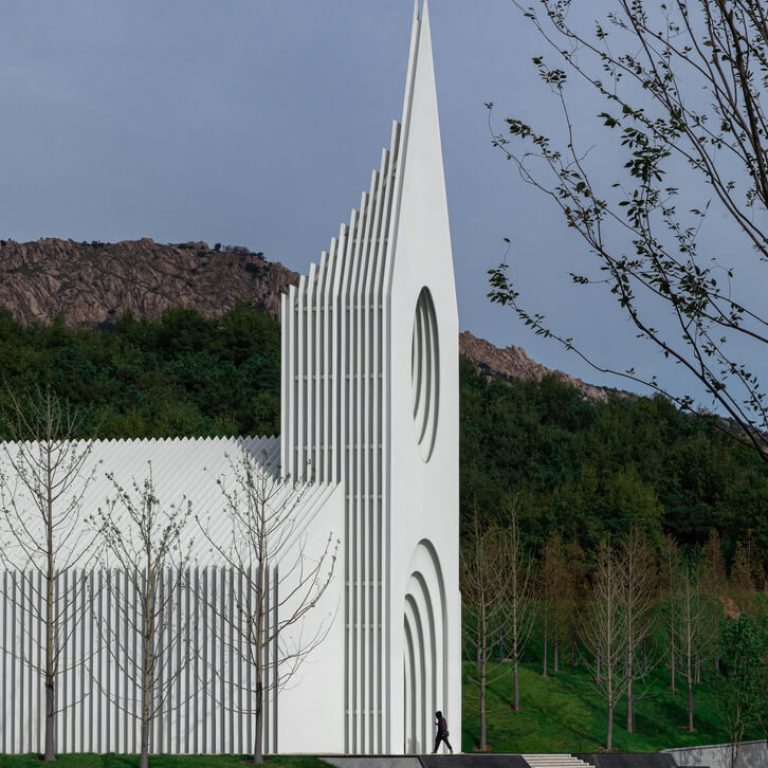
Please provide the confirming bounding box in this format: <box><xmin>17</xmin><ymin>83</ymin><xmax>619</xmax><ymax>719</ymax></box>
<box><xmin>0</xmin><ymin>1</ymin><xmax>460</xmax><ymax>756</ymax></box>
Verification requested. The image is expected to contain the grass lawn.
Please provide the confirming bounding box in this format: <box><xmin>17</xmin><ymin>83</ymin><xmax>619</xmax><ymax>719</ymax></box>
<box><xmin>0</xmin><ymin>660</ymin><xmax>751</xmax><ymax>761</ymax></box>
<box><xmin>462</xmin><ymin>660</ymin><xmax>752</xmax><ymax>754</ymax></box>
<box><xmin>0</xmin><ymin>757</ymin><xmax>327</xmax><ymax>768</ymax></box>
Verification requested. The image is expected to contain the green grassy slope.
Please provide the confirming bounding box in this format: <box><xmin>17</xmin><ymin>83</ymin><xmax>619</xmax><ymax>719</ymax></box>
<box><xmin>462</xmin><ymin>660</ymin><xmax>746</xmax><ymax>753</ymax></box>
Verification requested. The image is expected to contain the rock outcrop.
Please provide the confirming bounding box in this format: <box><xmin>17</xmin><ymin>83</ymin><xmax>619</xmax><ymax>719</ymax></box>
<box><xmin>0</xmin><ymin>237</ymin><xmax>297</xmax><ymax>326</ymax></box>
<box><xmin>459</xmin><ymin>330</ymin><xmax>626</xmax><ymax>402</ymax></box>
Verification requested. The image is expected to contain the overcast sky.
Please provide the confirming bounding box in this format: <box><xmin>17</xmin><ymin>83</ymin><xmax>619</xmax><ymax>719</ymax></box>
<box><xmin>0</xmin><ymin>0</ymin><xmax>753</xmax><ymax>403</ymax></box>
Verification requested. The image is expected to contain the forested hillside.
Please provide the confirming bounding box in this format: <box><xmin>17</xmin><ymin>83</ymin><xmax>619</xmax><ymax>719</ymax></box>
<box><xmin>1</xmin><ymin>302</ymin><xmax>767</xmax><ymax>564</ymax></box>
<box><xmin>460</xmin><ymin>357</ymin><xmax>768</xmax><ymax>561</ymax></box>
<box><xmin>0</xmin><ymin>304</ymin><xmax>281</xmax><ymax>439</ymax></box>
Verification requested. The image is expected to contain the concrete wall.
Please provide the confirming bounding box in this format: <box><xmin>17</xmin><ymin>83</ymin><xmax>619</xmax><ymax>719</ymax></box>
<box><xmin>664</xmin><ymin>740</ymin><xmax>768</xmax><ymax>768</ymax></box>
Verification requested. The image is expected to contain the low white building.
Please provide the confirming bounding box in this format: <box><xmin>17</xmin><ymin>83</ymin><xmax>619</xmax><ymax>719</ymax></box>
<box><xmin>0</xmin><ymin>1</ymin><xmax>460</xmax><ymax>755</ymax></box>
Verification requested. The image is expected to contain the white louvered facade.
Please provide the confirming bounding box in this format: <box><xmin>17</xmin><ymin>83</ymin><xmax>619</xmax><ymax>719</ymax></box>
<box><xmin>0</xmin><ymin>0</ymin><xmax>459</xmax><ymax>756</ymax></box>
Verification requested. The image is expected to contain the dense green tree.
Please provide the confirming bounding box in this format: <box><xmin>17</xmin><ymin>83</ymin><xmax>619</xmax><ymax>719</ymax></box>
<box><xmin>718</xmin><ymin>614</ymin><xmax>768</xmax><ymax>759</ymax></box>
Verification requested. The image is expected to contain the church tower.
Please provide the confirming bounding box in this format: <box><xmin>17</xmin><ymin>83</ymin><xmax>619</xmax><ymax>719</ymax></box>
<box><xmin>280</xmin><ymin>1</ymin><xmax>460</xmax><ymax>754</ymax></box>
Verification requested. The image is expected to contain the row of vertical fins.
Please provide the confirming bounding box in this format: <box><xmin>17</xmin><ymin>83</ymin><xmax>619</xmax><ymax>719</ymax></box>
<box><xmin>281</xmin><ymin>118</ymin><xmax>402</xmax><ymax>752</ymax></box>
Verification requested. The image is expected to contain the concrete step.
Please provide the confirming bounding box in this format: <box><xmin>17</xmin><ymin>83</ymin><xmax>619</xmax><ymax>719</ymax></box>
<box><xmin>522</xmin><ymin>755</ymin><xmax>594</xmax><ymax>768</ymax></box>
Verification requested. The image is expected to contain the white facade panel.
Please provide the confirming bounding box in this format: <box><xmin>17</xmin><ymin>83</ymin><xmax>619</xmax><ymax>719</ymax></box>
<box><xmin>0</xmin><ymin>0</ymin><xmax>459</xmax><ymax>755</ymax></box>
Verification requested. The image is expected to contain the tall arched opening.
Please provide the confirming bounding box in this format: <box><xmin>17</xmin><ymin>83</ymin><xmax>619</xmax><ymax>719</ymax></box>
<box><xmin>402</xmin><ymin>541</ymin><xmax>447</xmax><ymax>754</ymax></box>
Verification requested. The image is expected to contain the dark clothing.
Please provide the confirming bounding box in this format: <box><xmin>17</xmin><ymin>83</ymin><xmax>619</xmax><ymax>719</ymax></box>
<box><xmin>433</xmin><ymin>716</ymin><xmax>453</xmax><ymax>753</ymax></box>
<box><xmin>433</xmin><ymin>732</ymin><xmax>453</xmax><ymax>753</ymax></box>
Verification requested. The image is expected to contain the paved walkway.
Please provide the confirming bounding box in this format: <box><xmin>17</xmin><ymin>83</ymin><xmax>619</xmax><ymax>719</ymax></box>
<box><xmin>321</xmin><ymin>753</ymin><xmax>691</xmax><ymax>768</ymax></box>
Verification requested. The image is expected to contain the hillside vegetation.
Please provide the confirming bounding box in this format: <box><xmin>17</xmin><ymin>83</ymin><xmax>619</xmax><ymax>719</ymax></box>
<box><xmin>1</xmin><ymin>304</ymin><xmax>767</xmax><ymax>558</ymax></box>
<box><xmin>460</xmin><ymin>357</ymin><xmax>768</xmax><ymax>559</ymax></box>
<box><xmin>0</xmin><ymin>304</ymin><xmax>281</xmax><ymax>439</ymax></box>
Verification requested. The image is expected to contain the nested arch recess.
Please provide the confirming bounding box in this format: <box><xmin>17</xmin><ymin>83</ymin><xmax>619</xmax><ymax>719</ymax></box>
<box><xmin>403</xmin><ymin>539</ymin><xmax>448</xmax><ymax>753</ymax></box>
<box><xmin>411</xmin><ymin>287</ymin><xmax>439</xmax><ymax>460</ymax></box>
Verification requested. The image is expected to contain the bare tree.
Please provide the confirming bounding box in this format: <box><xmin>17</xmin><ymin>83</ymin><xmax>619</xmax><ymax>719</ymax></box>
<box><xmin>620</xmin><ymin>524</ymin><xmax>658</xmax><ymax>734</ymax></box>
<box><xmin>701</xmin><ymin>529</ymin><xmax>728</xmax><ymax>671</ymax></box>
<box><xmin>488</xmin><ymin>0</ymin><xmax>768</xmax><ymax>459</ymax></box>
<box><xmin>673</xmin><ymin>554</ymin><xmax>715</xmax><ymax>733</ymax></box>
<box><xmin>197</xmin><ymin>449</ymin><xmax>338</xmax><ymax>764</ymax></box>
<box><xmin>503</xmin><ymin>500</ymin><xmax>534</xmax><ymax>712</ymax></box>
<box><xmin>563</xmin><ymin>536</ymin><xmax>587</xmax><ymax>668</ymax></box>
<box><xmin>730</xmin><ymin>540</ymin><xmax>755</xmax><ymax>615</ymax></box>
<box><xmin>702</xmin><ymin>530</ymin><xmax>727</xmax><ymax>601</ymax></box>
<box><xmin>660</xmin><ymin>535</ymin><xmax>681</xmax><ymax>695</ymax></box>
<box><xmin>93</xmin><ymin>465</ymin><xmax>193</xmax><ymax>768</ymax></box>
<box><xmin>0</xmin><ymin>390</ymin><xmax>97</xmax><ymax>761</ymax></box>
<box><xmin>581</xmin><ymin>538</ymin><xmax>627</xmax><ymax>751</ymax></box>
<box><xmin>462</xmin><ymin>512</ymin><xmax>507</xmax><ymax>751</ymax></box>
<box><xmin>536</xmin><ymin>530</ymin><xmax>568</xmax><ymax>677</ymax></box>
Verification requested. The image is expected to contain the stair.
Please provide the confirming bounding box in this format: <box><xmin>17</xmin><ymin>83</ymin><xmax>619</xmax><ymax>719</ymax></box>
<box><xmin>523</xmin><ymin>756</ymin><xmax>594</xmax><ymax>768</ymax></box>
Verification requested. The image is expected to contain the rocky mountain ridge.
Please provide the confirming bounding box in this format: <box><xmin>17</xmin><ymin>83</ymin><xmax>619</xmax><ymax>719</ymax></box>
<box><xmin>0</xmin><ymin>237</ymin><xmax>296</xmax><ymax>326</ymax></box>
<box><xmin>0</xmin><ymin>237</ymin><xmax>621</xmax><ymax>401</ymax></box>
<box><xmin>458</xmin><ymin>331</ymin><xmax>627</xmax><ymax>402</ymax></box>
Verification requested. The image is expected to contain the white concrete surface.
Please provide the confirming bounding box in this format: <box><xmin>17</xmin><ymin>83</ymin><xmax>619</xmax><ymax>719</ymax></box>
<box><xmin>0</xmin><ymin>0</ymin><xmax>460</xmax><ymax>756</ymax></box>
<box><xmin>664</xmin><ymin>739</ymin><xmax>768</xmax><ymax>768</ymax></box>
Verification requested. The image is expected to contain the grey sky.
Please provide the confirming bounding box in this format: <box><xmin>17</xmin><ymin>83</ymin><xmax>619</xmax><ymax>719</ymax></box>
<box><xmin>0</xmin><ymin>1</ymin><xmax>749</xmax><ymax>401</ymax></box>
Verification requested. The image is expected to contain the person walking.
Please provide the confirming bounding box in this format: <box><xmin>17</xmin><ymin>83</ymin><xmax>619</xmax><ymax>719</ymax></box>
<box><xmin>432</xmin><ymin>710</ymin><xmax>453</xmax><ymax>754</ymax></box>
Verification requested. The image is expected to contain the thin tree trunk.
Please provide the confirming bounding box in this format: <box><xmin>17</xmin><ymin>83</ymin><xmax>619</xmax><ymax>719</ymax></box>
<box><xmin>44</xmin><ymin>448</ymin><xmax>56</xmax><ymax>763</ymax></box>
<box><xmin>513</xmin><ymin>661</ymin><xmax>520</xmax><ymax>712</ymax></box>
<box><xmin>683</xmin><ymin>579</ymin><xmax>697</xmax><ymax>732</ymax></box>
<box><xmin>669</xmin><ymin>605</ymin><xmax>676</xmax><ymax>693</ymax></box>
<box><xmin>686</xmin><ymin>629</ymin><xmax>695</xmax><ymax>733</ymax></box>
<box><xmin>626</xmin><ymin>596</ymin><xmax>635</xmax><ymax>734</ymax></box>
<box><xmin>44</xmin><ymin>677</ymin><xmax>55</xmax><ymax>762</ymax></box>
<box><xmin>478</xmin><ymin>602</ymin><xmax>488</xmax><ymax>752</ymax></box>
<box><xmin>607</xmin><ymin>700</ymin><xmax>614</xmax><ymax>751</ymax></box>
<box><xmin>141</xmin><ymin>558</ymin><xmax>154</xmax><ymax>768</ymax></box>
<box><xmin>512</xmin><ymin>586</ymin><xmax>521</xmax><ymax>712</ymax></box>
<box><xmin>553</xmin><ymin>638</ymin><xmax>559</xmax><ymax>673</ymax></box>
<box><xmin>479</xmin><ymin>641</ymin><xmax>487</xmax><ymax>749</ymax></box>
<box><xmin>140</xmin><ymin>720</ymin><xmax>150</xmax><ymax>768</ymax></box>
<box><xmin>606</xmin><ymin>626</ymin><xmax>614</xmax><ymax>751</ymax></box>
<box><xmin>254</xmin><ymin>553</ymin><xmax>267</xmax><ymax>762</ymax></box>
<box><xmin>140</xmin><ymin>650</ymin><xmax>152</xmax><ymax>767</ymax></box>
<box><xmin>670</xmin><ymin>646</ymin><xmax>676</xmax><ymax>694</ymax></box>
<box><xmin>570</xmin><ymin>638</ymin><xmax>577</xmax><ymax>667</ymax></box>
<box><xmin>626</xmin><ymin>628</ymin><xmax>635</xmax><ymax>734</ymax></box>
<box><xmin>687</xmin><ymin>676</ymin><xmax>694</xmax><ymax>732</ymax></box>
<box><xmin>254</xmin><ymin>680</ymin><xmax>264</xmax><ymax>763</ymax></box>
